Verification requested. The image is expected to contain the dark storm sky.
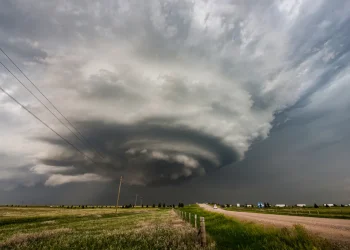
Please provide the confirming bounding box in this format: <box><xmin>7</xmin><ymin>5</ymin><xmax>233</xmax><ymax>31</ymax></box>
<box><xmin>1</xmin><ymin>0</ymin><xmax>350</xmax><ymax>205</ymax></box>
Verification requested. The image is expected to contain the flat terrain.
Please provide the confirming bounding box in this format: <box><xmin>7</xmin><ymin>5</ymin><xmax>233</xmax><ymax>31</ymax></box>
<box><xmin>226</xmin><ymin>206</ymin><xmax>350</xmax><ymax>219</ymax></box>
<box><xmin>180</xmin><ymin>205</ymin><xmax>337</xmax><ymax>250</ymax></box>
<box><xmin>200</xmin><ymin>204</ymin><xmax>350</xmax><ymax>244</ymax></box>
<box><xmin>0</xmin><ymin>207</ymin><xmax>209</xmax><ymax>250</ymax></box>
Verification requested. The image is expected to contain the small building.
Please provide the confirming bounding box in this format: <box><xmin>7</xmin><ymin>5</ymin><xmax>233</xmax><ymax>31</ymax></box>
<box><xmin>246</xmin><ymin>204</ymin><xmax>252</xmax><ymax>207</ymax></box>
<box><xmin>296</xmin><ymin>204</ymin><xmax>306</xmax><ymax>207</ymax></box>
<box><xmin>323</xmin><ymin>204</ymin><xmax>335</xmax><ymax>207</ymax></box>
<box><xmin>275</xmin><ymin>204</ymin><xmax>286</xmax><ymax>207</ymax></box>
<box><xmin>237</xmin><ymin>203</ymin><xmax>240</xmax><ymax>207</ymax></box>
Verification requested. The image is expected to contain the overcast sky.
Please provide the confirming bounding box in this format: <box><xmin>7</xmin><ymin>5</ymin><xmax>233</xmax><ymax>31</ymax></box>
<box><xmin>1</xmin><ymin>0</ymin><xmax>350</xmax><ymax>205</ymax></box>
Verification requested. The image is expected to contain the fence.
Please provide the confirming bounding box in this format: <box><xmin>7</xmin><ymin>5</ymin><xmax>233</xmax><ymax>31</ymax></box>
<box><xmin>174</xmin><ymin>209</ymin><xmax>206</xmax><ymax>247</ymax></box>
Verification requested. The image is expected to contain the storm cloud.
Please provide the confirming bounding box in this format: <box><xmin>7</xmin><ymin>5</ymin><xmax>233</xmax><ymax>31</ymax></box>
<box><xmin>36</xmin><ymin>118</ymin><xmax>239</xmax><ymax>186</ymax></box>
<box><xmin>1</xmin><ymin>0</ymin><xmax>350</xmax><ymax>204</ymax></box>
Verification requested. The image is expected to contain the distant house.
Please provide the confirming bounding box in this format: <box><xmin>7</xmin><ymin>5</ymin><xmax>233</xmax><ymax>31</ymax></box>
<box><xmin>275</xmin><ymin>204</ymin><xmax>286</xmax><ymax>208</ymax></box>
<box><xmin>246</xmin><ymin>204</ymin><xmax>252</xmax><ymax>208</ymax></box>
<box><xmin>323</xmin><ymin>204</ymin><xmax>335</xmax><ymax>207</ymax></box>
<box><xmin>296</xmin><ymin>204</ymin><xmax>306</xmax><ymax>207</ymax></box>
<box><xmin>237</xmin><ymin>203</ymin><xmax>240</xmax><ymax>207</ymax></box>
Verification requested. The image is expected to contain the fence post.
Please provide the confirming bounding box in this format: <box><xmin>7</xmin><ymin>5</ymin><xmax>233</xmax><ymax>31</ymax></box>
<box><xmin>195</xmin><ymin>214</ymin><xmax>197</xmax><ymax>228</ymax></box>
<box><xmin>189</xmin><ymin>213</ymin><xmax>191</xmax><ymax>224</ymax></box>
<box><xmin>200</xmin><ymin>217</ymin><xmax>207</xmax><ymax>247</ymax></box>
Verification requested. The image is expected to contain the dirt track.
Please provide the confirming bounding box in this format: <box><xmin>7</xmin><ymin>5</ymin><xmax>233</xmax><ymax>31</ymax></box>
<box><xmin>199</xmin><ymin>204</ymin><xmax>350</xmax><ymax>243</ymax></box>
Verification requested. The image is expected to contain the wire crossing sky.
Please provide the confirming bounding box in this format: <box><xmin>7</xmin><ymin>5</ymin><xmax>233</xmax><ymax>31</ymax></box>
<box><xmin>0</xmin><ymin>48</ymin><xmax>105</xmax><ymax>160</ymax></box>
<box><xmin>0</xmin><ymin>0</ymin><xmax>350</xmax><ymax>204</ymax></box>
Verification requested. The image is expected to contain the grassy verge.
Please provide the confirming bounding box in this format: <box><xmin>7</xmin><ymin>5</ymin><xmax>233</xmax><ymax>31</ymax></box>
<box><xmin>224</xmin><ymin>207</ymin><xmax>350</xmax><ymax>220</ymax></box>
<box><xmin>0</xmin><ymin>207</ymin><xmax>207</xmax><ymax>250</ymax></box>
<box><xmin>178</xmin><ymin>205</ymin><xmax>334</xmax><ymax>250</ymax></box>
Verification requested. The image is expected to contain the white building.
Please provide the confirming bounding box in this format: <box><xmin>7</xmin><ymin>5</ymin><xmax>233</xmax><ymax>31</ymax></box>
<box><xmin>296</xmin><ymin>204</ymin><xmax>306</xmax><ymax>207</ymax></box>
<box><xmin>237</xmin><ymin>203</ymin><xmax>240</xmax><ymax>207</ymax></box>
<box><xmin>246</xmin><ymin>204</ymin><xmax>252</xmax><ymax>207</ymax></box>
<box><xmin>275</xmin><ymin>204</ymin><xmax>286</xmax><ymax>207</ymax></box>
<box><xmin>323</xmin><ymin>204</ymin><xmax>335</xmax><ymax>207</ymax></box>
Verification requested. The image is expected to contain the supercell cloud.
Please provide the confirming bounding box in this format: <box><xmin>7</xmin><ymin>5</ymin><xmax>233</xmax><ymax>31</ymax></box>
<box><xmin>1</xmin><ymin>0</ymin><xmax>350</xmax><ymax>191</ymax></box>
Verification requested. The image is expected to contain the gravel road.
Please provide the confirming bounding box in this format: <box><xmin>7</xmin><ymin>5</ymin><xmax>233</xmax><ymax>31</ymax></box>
<box><xmin>199</xmin><ymin>204</ymin><xmax>350</xmax><ymax>243</ymax></box>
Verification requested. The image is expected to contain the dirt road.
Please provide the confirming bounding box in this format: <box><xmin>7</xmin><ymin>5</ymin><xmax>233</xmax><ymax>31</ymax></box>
<box><xmin>199</xmin><ymin>204</ymin><xmax>350</xmax><ymax>243</ymax></box>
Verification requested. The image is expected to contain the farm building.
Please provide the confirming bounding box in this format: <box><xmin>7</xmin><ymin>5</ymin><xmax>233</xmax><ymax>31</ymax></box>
<box><xmin>246</xmin><ymin>204</ymin><xmax>253</xmax><ymax>207</ymax></box>
<box><xmin>296</xmin><ymin>204</ymin><xmax>306</xmax><ymax>207</ymax></box>
<box><xmin>323</xmin><ymin>204</ymin><xmax>335</xmax><ymax>207</ymax></box>
<box><xmin>275</xmin><ymin>204</ymin><xmax>286</xmax><ymax>207</ymax></box>
<box><xmin>236</xmin><ymin>203</ymin><xmax>240</xmax><ymax>207</ymax></box>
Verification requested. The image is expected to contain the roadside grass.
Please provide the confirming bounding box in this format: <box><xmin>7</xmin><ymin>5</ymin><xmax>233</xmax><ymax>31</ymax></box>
<box><xmin>179</xmin><ymin>205</ymin><xmax>334</xmax><ymax>250</ymax></box>
<box><xmin>224</xmin><ymin>207</ymin><xmax>350</xmax><ymax>219</ymax></box>
<box><xmin>0</xmin><ymin>207</ymin><xmax>211</xmax><ymax>250</ymax></box>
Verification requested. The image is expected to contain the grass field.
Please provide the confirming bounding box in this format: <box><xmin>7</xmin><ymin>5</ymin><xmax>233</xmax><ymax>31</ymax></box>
<box><xmin>0</xmin><ymin>206</ymin><xmax>211</xmax><ymax>250</ymax></box>
<box><xmin>179</xmin><ymin>205</ymin><xmax>336</xmax><ymax>250</ymax></box>
<box><xmin>224</xmin><ymin>206</ymin><xmax>350</xmax><ymax>219</ymax></box>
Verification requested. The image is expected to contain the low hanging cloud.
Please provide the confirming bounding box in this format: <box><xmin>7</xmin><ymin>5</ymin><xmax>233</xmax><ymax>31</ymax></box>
<box><xmin>1</xmin><ymin>0</ymin><xmax>350</xmax><ymax>188</ymax></box>
<box><xmin>45</xmin><ymin>173</ymin><xmax>109</xmax><ymax>187</ymax></box>
<box><xmin>31</xmin><ymin>165</ymin><xmax>75</xmax><ymax>175</ymax></box>
<box><xmin>38</xmin><ymin>119</ymin><xmax>238</xmax><ymax>186</ymax></box>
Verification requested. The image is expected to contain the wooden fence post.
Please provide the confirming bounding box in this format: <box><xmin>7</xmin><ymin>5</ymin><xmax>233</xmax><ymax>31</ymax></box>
<box><xmin>189</xmin><ymin>213</ymin><xmax>191</xmax><ymax>223</ymax></box>
<box><xmin>200</xmin><ymin>217</ymin><xmax>207</xmax><ymax>247</ymax></box>
<box><xmin>195</xmin><ymin>214</ymin><xmax>197</xmax><ymax>228</ymax></box>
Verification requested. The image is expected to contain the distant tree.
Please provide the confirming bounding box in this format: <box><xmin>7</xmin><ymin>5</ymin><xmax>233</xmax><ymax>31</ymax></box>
<box><xmin>163</xmin><ymin>203</ymin><xmax>166</xmax><ymax>208</ymax></box>
<box><xmin>141</xmin><ymin>204</ymin><xmax>144</xmax><ymax>208</ymax></box>
<box><xmin>326</xmin><ymin>204</ymin><xmax>329</xmax><ymax>207</ymax></box>
<box><xmin>158</xmin><ymin>203</ymin><xmax>162</xmax><ymax>208</ymax></box>
<box><xmin>178</xmin><ymin>203</ymin><xmax>184</xmax><ymax>208</ymax></box>
<box><xmin>314</xmin><ymin>203</ymin><xmax>319</xmax><ymax>208</ymax></box>
<box><xmin>152</xmin><ymin>204</ymin><xmax>155</xmax><ymax>208</ymax></box>
<box><xmin>341</xmin><ymin>204</ymin><xmax>345</xmax><ymax>207</ymax></box>
<box><xmin>266</xmin><ymin>203</ymin><xmax>270</xmax><ymax>208</ymax></box>
<box><xmin>146</xmin><ymin>205</ymin><xmax>149</xmax><ymax>208</ymax></box>
<box><xmin>172</xmin><ymin>204</ymin><xmax>175</xmax><ymax>208</ymax></box>
<box><xmin>334</xmin><ymin>204</ymin><xmax>338</xmax><ymax>207</ymax></box>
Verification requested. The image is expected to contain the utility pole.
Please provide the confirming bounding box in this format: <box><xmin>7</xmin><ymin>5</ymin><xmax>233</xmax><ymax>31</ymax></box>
<box><xmin>116</xmin><ymin>176</ymin><xmax>122</xmax><ymax>213</ymax></box>
<box><xmin>134</xmin><ymin>194</ymin><xmax>138</xmax><ymax>207</ymax></box>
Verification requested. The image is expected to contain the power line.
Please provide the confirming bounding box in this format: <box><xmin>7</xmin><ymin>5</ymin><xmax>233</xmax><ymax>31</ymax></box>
<box><xmin>0</xmin><ymin>47</ymin><xmax>104</xmax><ymax>159</ymax></box>
<box><xmin>0</xmin><ymin>85</ymin><xmax>99</xmax><ymax>165</ymax></box>
<box><xmin>0</xmin><ymin>59</ymin><xmax>104</xmax><ymax>160</ymax></box>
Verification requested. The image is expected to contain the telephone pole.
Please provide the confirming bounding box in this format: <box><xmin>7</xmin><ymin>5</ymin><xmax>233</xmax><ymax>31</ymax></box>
<box><xmin>134</xmin><ymin>194</ymin><xmax>138</xmax><ymax>207</ymax></box>
<box><xmin>116</xmin><ymin>176</ymin><xmax>122</xmax><ymax>213</ymax></box>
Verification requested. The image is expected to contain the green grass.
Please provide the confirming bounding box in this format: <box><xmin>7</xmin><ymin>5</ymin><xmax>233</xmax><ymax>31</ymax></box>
<box><xmin>0</xmin><ymin>207</ymin><xmax>208</xmax><ymax>250</ymax></box>
<box><xmin>224</xmin><ymin>206</ymin><xmax>350</xmax><ymax>219</ymax></box>
<box><xmin>178</xmin><ymin>205</ymin><xmax>335</xmax><ymax>250</ymax></box>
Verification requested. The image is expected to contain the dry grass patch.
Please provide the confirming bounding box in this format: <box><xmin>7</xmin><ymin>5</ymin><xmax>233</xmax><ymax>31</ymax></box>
<box><xmin>0</xmin><ymin>228</ymin><xmax>72</xmax><ymax>248</ymax></box>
